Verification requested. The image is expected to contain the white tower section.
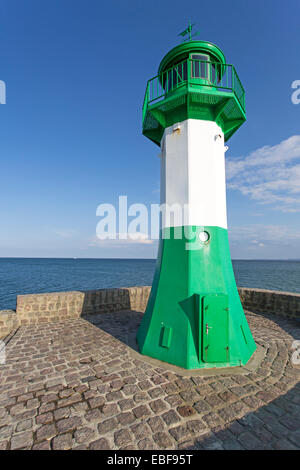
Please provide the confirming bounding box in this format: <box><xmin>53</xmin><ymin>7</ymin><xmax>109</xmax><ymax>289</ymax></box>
<box><xmin>160</xmin><ymin>119</ymin><xmax>228</xmax><ymax>230</ymax></box>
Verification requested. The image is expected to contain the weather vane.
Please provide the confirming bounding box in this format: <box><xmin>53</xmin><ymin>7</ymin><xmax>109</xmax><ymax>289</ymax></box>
<box><xmin>178</xmin><ymin>20</ymin><xmax>200</xmax><ymax>42</ymax></box>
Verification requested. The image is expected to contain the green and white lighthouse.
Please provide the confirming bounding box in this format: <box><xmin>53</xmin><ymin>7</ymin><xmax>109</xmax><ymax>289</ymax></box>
<box><xmin>137</xmin><ymin>25</ymin><xmax>256</xmax><ymax>370</ymax></box>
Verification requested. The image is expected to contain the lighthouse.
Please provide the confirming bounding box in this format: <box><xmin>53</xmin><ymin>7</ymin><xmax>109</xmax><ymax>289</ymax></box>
<box><xmin>137</xmin><ymin>25</ymin><xmax>256</xmax><ymax>370</ymax></box>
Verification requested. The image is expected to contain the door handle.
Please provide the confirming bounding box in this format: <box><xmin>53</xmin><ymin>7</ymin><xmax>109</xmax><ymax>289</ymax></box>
<box><xmin>206</xmin><ymin>323</ymin><xmax>212</xmax><ymax>335</ymax></box>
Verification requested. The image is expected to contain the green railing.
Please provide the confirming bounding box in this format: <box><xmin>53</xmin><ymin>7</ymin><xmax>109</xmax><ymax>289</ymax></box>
<box><xmin>143</xmin><ymin>58</ymin><xmax>245</xmax><ymax>121</ymax></box>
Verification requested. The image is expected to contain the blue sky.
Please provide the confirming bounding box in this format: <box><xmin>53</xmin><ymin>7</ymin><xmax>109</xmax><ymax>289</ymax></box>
<box><xmin>0</xmin><ymin>0</ymin><xmax>299</xmax><ymax>259</ymax></box>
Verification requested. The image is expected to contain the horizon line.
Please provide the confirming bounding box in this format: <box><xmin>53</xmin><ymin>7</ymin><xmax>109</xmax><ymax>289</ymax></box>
<box><xmin>0</xmin><ymin>257</ymin><xmax>299</xmax><ymax>261</ymax></box>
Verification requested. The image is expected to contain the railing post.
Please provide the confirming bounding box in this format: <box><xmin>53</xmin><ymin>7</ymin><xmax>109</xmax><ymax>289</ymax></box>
<box><xmin>142</xmin><ymin>82</ymin><xmax>149</xmax><ymax>122</ymax></box>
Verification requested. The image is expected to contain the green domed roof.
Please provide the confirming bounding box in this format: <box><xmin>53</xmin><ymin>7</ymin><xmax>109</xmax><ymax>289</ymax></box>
<box><xmin>158</xmin><ymin>40</ymin><xmax>226</xmax><ymax>75</ymax></box>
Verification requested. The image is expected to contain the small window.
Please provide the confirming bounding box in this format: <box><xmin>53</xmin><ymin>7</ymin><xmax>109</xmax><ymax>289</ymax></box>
<box><xmin>190</xmin><ymin>53</ymin><xmax>210</xmax><ymax>80</ymax></box>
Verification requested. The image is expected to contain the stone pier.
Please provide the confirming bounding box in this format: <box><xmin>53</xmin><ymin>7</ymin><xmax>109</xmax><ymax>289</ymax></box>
<box><xmin>0</xmin><ymin>286</ymin><xmax>299</xmax><ymax>450</ymax></box>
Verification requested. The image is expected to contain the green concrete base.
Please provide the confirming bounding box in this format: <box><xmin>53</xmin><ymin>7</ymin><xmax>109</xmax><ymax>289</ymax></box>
<box><xmin>137</xmin><ymin>226</ymin><xmax>256</xmax><ymax>369</ymax></box>
<box><xmin>129</xmin><ymin>336</ymin><xmax>264</xmax><ymax>377</ymax></box>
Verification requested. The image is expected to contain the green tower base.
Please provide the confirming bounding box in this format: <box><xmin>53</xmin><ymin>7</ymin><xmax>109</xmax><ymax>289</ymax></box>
<box><xmin>137</xmin><ymin>226</ymin><xmax>256</xmax><ymax>369</ymax></box>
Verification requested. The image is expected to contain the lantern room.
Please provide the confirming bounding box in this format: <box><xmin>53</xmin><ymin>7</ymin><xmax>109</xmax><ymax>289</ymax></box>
<box><xmin>142</xmin><ymin>40</ymin><xmax>246</xmax><ymax>145</ymax></box>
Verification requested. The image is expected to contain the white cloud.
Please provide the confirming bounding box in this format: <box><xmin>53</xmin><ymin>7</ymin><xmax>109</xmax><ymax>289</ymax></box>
<box><xmin>230</xmin><ymin>224</ymin><xmax>300</xmax><ymax>240</ymax></box>
<box><xmin>89</xmin><ymin>233</ymin><xmax>154</xmax><ymax>247</ymax></box>
<box><xmin>226</xmin><ymin>135</ymin><xmax>300</xmax><ymax>212</ymax></box>
<box><xmin>229</xmin><ymin>224</ymin><xmax>300</xmax><ymax>251</ymax></box>
<box><xmin>54</xmin><ymin>229</ymin><xmax>77</xmax><ymax>238</ymax></box>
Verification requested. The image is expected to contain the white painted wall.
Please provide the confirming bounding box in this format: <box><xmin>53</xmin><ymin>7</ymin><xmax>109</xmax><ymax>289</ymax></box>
<box><xmin>160</xmin><ymin>119</ymin><xmax>228</xmax><ymax>229</ymax></box>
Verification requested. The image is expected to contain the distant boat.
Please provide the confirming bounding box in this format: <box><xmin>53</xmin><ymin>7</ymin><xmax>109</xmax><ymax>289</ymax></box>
<box><xmin>73</xmin><ymin>257</ymin><xmax>77</xmax><ymax>260</ymax></box>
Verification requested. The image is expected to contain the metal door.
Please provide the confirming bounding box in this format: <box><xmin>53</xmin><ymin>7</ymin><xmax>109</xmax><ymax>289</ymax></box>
<box><xmin>202</xmin><ymin>294</ymin><xmax>229</xmax><ymax>363</ymax></box>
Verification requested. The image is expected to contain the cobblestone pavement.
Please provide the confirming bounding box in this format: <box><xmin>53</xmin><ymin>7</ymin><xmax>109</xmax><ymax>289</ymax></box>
<box><xmin>0</xmin><ymin>310</ymin><xmax>299</xmax><ymax>450</ymax></box>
